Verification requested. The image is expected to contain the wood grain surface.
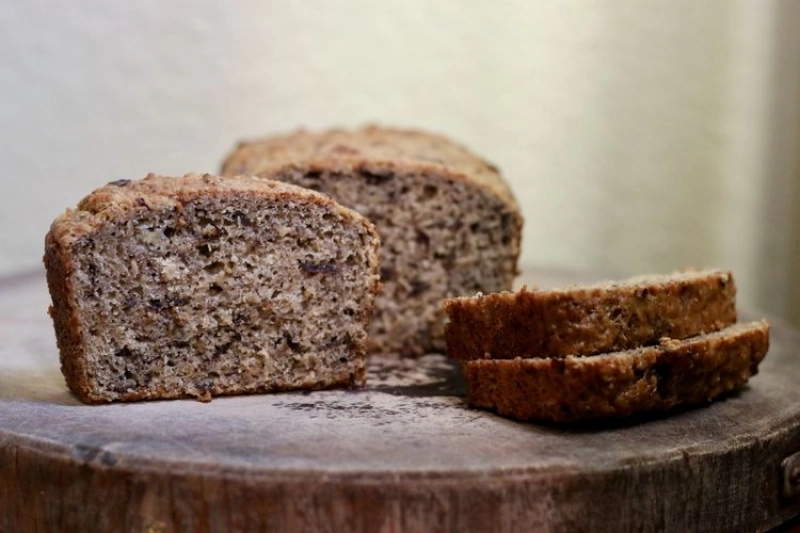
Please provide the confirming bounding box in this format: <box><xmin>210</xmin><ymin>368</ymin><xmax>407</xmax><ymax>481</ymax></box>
<box><xmin>1</xmin><ymin>268</ymin><xmax>799</xmax><ymax>533</ymax></box>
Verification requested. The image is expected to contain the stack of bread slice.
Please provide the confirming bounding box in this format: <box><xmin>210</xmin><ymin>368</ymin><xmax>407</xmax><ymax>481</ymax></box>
<box><xmin>444</xmin><ymin>270</ymin><xmax>770</xmax><ymax>423</ymax></box>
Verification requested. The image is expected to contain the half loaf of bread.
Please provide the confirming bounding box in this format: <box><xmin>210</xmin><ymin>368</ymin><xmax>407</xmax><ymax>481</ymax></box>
<box><xmin>221</xmin><ymin>126</ymin><xmax>523</xmax><ymax>355</ymax></box>
<box><xmin>445</xmin><ymin>270</ymin><xmax>737</xmax><ymax>361</ymax></box>
<box><xmin>44</xmin><ymin>173</ymin><xmax>381</xmax><ymax>403</ymax></box>
<box><xmin>463</xmin><ymin>321</ymin><xmax>770</xmax><ymax>422</ymax></box>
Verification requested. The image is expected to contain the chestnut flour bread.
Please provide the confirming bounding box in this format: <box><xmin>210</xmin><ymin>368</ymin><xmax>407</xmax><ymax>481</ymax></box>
<box><xmin>463</xmin><ymin>321</ymin><xmax>770</xmax><ymax>422</ymax></box>
<box><xmin>44</xmin><ymin>173</ymin><xmax>381</xmax><ymax>403</ymax></box>
<box><xmin>221</xmin><ymin>126</ymin><xmax>523</xmax><ymax>355</ymax></box>
<box><xmin>445</xmin><ymin>270</ymin><xmax>737</xmax><ymax>361</ymax></box>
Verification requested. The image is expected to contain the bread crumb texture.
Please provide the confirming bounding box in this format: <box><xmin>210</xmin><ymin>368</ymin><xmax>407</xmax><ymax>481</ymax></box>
<box><xmin>221</xmin><ymin>126</ymin><xmax>523</xmax><ymax>355</ymax></box>
<box><xmin>44</xmin><ymin>173</ymin><xmax>380</xmax><ymax>403</ymax></box>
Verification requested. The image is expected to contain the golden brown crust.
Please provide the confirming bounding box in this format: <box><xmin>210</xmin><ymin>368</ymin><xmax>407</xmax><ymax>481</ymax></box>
<box><xmin>445</xmin><ymin>270</ymin><xmax>737</xmax><ymax>360</ymax></box>
<box><xmin>44</xmin><ymin>173</ymin><xmax>380</xmax><ymax>403</ymax></box>
<box><xmin>220</xmin><ymin>125</ymin><xmax>521</xmax><ymax>213</ymax></box>
<box><xmin>50</xmin><ymin>173</ymin><xmax>373</xmax><ymax>251</ymax></box>
<box><xmin>44</xmin><ymin>230</ymin><xmax>95</xmax><ymax>401</ymax></box>
<box><xmin>463</xmin><ymin>321</ymin><xmax>770</xmax><ymax>423</ymax></box>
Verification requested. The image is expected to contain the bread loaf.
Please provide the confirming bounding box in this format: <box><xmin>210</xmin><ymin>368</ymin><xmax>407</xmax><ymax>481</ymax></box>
<box><xmin>221</xmin><ymin>126</ymin><xmax>523</xmax><ymax>355</ymax></box>
<box><xmin>463</xmin><ymin>321</ymin><xmax>770</xmax><ymax>422</ymax></box>
<box><xmin>44</xmin><ymin>173</ymin><xmax>381</xmax><ymax>403</ymax></box>
<box><xmin>445</xmin><ymin>270</ymin><xmax>737</xmax><ymax>361</ymax></box>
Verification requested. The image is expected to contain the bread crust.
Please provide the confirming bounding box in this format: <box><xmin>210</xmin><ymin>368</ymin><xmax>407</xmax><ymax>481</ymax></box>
<box><xmin>445</xmin><ymin>270</ymin><xmax>737</xmax><ymax>360</ymax></box>
<box><xmin>462</xmin><ymin>321</ymin><xmax>770</xmax><ymax>422</ymax></box>
<box><xmin>44</xmin><ymin>173</ymin><xmax>381</xmax><ymax>403</ymax></box>
<box><xmin>220</xmin><ymin>125</ymin><xmax>521</xmax><ymax>216</ymax></box>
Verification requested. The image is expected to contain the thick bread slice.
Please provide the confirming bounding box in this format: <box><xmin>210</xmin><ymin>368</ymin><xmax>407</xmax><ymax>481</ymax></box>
<box><xmin>445</xmin><ymin>270</ymin><xmax>736</xmax><ymax>361</ymax></box>
<box><xmin>220</xmin><ymin>126</ymin><xmax>523</xmax><ymax>356</ymax></box>
<box><xmin>44</xmin><ymin>173</ymin><xmax>381</xmax><ymax>403</ymax></box>
<box><xmin>463</xmin><ymin>321</ymin><xmax>770</xmax><ymax>423</ymax></box>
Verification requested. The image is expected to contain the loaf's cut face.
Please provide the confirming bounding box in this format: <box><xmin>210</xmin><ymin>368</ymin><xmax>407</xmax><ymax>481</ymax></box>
<box><xmin>44</xmin><ymin>173</ymin><xmax>381</xmax><ymax>403</ymax></box>
<box><xmin>221</xmin><ymin>126</ymin><xmax>523</xmax><ymax>355</ymax></box>
<box><xmin>445</xmin><ymin>270</ymin><xmax>737</xmax><ymax>361</ymax></box>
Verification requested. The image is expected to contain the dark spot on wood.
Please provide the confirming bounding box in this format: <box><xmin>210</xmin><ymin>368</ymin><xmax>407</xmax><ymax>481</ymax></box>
<box><xmin>422</xmin><ymin>185</ymin><xmax>438</xmax><ymax>199</ymax></box>
<box><xmin>163</xmin><ymin>227</ymin><xmax>176</xmax><ymax>238</ymax></box>
<box><xmin>299</xmin><ymin>260</ymin><xmax>337</xmax><ymax>275</ymax></box>
<box><xmin>74</xmin><ymin>444</ymin><xmax>100</xmax><ymax>462</ymax></box>
<box><xmin>100</xmin><ymin>451</ymin><xmax>117</xmax><ymax>467</ymax></box>
<box><xmin>339</xmin><ymin>357</ymin><xmax>348</xmax><ymax>363</ymax></box>
<box><xmin>107</xmin><ymin>179</ymin><xmax>131</xmax><ymax>187</ymax></box>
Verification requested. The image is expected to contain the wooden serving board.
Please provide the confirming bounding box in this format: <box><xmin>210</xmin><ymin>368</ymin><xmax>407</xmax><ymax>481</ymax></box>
<box><xmin>2</xmin><ymin>269</ymin><xmax>800</xmax><ymax>533</ymax></box>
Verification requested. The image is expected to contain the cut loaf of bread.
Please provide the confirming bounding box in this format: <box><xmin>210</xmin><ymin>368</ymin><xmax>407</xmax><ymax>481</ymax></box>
<box><xmin>463</xmin><ymin>321</ymin><xmax>770</xmax><ymax>422</ymax></box>
<box><xmin>44</xmin><ymin>173</ymin><xmax>381</xmax><ymax>403</ymax></box>
<box><xmin>445</xmin><ymin>270</ymin><xmax>737</xmax><ymax>361</ymax></box>
<box><xmin>221</xmin><ymin>126</ymin><xmax>523</xmax><ymax>355</ymax></box>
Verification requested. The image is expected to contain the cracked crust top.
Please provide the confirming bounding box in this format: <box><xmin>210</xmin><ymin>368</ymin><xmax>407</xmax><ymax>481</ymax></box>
<box><xmin>220</xmin><ymin>125</ymin><xmax>520</xmax><ymax>213</ymax></box>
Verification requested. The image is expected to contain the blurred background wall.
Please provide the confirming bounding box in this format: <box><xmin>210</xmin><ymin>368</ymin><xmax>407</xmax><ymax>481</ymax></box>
<box><xmin>2</xmin><ymin>0</ymin><xmax>799</xmax><ymax>323</ymax></box>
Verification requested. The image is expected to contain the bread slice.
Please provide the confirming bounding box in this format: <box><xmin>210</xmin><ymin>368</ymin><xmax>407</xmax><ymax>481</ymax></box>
<box><xmin>44</xmin><ymin>173</ymin><xmax>381</xmax><ymax>403</ymax></box>
<box><xmin>462</xmin><ymin>321</ymin><xmax>770</xmax><ymax>423</ymax></box>
<box><xmin>220</xmin><ymin>126</ymin><xmax>523</xmax><ymax>355</ymax></box>
<box><xmin>445</xmin><ymin>270</ymin><xmax>737</xmax><ymax>361</ymax></box>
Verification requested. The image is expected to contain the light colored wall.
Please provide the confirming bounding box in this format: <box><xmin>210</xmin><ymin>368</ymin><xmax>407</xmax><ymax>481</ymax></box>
<box><xmin>2</xmin><ymin>1</ymin><xmax>799</xmax><ymax>320</ymax></box>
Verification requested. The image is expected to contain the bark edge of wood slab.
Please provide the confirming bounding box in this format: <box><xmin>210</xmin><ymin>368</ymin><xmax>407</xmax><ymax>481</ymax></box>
<box><xmin>2</xmin><ymin>268</ymin><xmax>800</xmax><ymax>533</ymax></box>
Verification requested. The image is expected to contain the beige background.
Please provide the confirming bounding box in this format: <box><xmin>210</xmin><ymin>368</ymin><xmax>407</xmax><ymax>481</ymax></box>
<box><xmin>2</xmin><ymin>1</ymin><xmax>799</xmax><ymax>322</ymax></box>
